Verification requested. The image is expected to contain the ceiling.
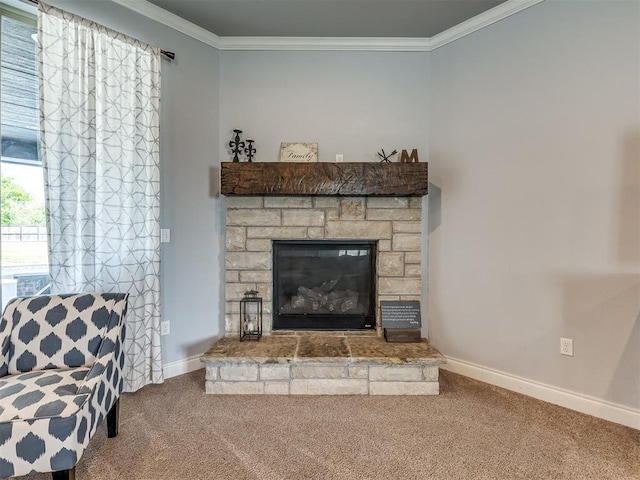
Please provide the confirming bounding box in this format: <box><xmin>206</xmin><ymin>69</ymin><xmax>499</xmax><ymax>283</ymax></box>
<box><xmin>145</xmin><ymin>0</ymin><xmax>508</xmax><ymax>38</ymax></box>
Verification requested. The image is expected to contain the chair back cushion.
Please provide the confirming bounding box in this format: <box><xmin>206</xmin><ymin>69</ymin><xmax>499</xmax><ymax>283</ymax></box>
<box><xmin>7</xmin><ymin>293</ymin><xmax>125</xmax><ymax>374</ymax></box>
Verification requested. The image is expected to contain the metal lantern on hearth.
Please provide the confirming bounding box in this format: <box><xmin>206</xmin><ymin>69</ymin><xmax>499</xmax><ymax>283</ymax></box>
<box><xmin>240</xmin><ymin>290</ymin><xmax>262</xmax><ymax>341</ymax></box>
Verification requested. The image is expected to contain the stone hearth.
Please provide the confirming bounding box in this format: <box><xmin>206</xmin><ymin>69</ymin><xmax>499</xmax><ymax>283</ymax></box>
<box><xmin>202</xmin><ymin>333</ymin><xmax>445</xmax><ymax>395</ymax></box>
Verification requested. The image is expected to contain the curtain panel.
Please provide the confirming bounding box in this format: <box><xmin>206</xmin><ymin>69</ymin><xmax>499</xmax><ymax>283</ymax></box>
<box><xmin>38</xmin><ymin>2</ymin><xmax>163</xmax><ymax>391</ymax></box>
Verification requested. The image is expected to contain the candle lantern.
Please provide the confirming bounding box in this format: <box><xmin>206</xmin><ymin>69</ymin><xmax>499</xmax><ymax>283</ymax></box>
<box><xmin>240</xmin><ymin>290</ymin><xmax>262</xmax><ymax>341</ymax></box>
<box><xmin>244</xmin><ymin>139</ymin><xmax>256</xmax><ymax>162</ymax></box>
<box><xmin>229</xmin><ymin>129</ymin><xmax>245</xmax><ymax>163</ymax></box>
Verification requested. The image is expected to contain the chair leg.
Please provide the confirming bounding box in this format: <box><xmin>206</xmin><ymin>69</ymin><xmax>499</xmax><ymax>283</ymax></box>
<box><xmin>52</xmin><ymin>466</ymin><xmax>76</xmax><ymax>480</ymax></box>
<box><xmin>107</xmin><ymin>399</ymin><xmax>120</xmax><ymax>438</ymax></box>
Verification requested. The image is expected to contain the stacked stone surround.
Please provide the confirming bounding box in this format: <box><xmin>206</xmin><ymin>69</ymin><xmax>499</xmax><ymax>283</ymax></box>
<box><xmin>225</xmin><ymin>195</ymin><xmax>424</xmax><ymax>335</ymax></box>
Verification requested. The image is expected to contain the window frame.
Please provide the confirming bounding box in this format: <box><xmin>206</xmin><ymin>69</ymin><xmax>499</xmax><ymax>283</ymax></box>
<box><xmin>0</xmin><ymin>3</ymin><xmax>49</xmax><ymax>310</ymax></box>
<box><xmin>0</xmin><ymin>1</ymin><xmax>36</xmax><ymax>25</ymax></box>
<box><xmin>1</xmin><ymin>3</ymin><xmax>39</xmax><ymax>167</ymax></box>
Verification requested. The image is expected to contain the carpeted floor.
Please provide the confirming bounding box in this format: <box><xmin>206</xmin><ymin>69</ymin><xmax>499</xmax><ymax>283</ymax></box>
<box><xmin>18</xmin><ymin>369</ymin><xmax>640</xmax><ymax>480</ymax></box>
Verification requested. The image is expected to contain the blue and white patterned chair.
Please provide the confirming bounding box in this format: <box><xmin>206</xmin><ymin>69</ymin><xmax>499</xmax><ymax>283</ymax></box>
<box><xmin>0</xmin><ymin>293</ymin><xmax>128</xmax><ymax>480</ymax></box>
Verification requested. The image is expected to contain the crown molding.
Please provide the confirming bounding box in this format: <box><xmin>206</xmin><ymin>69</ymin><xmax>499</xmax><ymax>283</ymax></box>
<box><xmin>109</xmin><ymin>0</ymin><xmax>544</xmax><ymax>52</ymax></box>
<box><xmin>428</xmin><ymin>0</ymin><xmax>545</xmax><ymax>50</ymax></box>
<box><xmin>218</xmin><ymin>36</ymin><xmax>430</xmax><ymax>52</ymax></box>
<box><xmin>109</xmin><ymin>0</ymin><xmax>221</xmax><ymax>49</ymax></box>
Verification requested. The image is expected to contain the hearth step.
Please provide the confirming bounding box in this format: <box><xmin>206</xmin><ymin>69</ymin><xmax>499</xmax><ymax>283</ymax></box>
<box><xmin>201</xmin><ymin>334</ymin><xmax>445</xmax><ymax>396</ymax></box>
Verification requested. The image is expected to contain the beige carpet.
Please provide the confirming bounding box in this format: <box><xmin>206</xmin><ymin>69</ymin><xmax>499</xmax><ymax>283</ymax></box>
<box><xmin>18</xmin><ymin>370</ymin><xmax>639</xmax><ymax>480</ymax></box>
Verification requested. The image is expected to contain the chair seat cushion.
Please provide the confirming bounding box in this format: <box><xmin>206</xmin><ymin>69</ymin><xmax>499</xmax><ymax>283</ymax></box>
<box><xmin>0</xmin><ymin>368</ymin><xmax>89</xmax><ymax>422</ymax></box>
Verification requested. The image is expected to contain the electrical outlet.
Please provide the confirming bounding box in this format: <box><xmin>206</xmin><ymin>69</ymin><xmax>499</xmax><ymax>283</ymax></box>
<box><xmin>161</xmin><ymin>321</ymin><xmax>170</xmax><ymax>336</ymax></box>
<box><xmin>335</xmin><ymin>154</ymin><xmax>344</xmax><ymax>162</ymax></box>
<box><xmin>560</xmin><ymin>337</ymin><xmax>573</xmax><ymax>356</ymax></box>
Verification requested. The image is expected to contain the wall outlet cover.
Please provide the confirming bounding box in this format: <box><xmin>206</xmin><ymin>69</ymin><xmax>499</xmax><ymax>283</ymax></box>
<box><xmin>161</xmin><ymin>321</ymin><xmax>170</xmax><ymax>336</ymax></box>
<box><xmin>560</xmin><ymin>337</ymin><xmax>573</xmax><ymax>356</ymax></box>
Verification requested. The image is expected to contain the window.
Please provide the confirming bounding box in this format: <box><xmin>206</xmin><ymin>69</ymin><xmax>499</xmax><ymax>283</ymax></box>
<box><xmin>0</xmin><ymin>5</ymin><xmax>49</xmax><ymax>309</ymax></box>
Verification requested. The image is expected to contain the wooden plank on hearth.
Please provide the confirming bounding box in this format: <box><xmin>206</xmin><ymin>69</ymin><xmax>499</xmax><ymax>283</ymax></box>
<box><xmin>383</xmin><ymin>328</ymin><xmax>422</xmax><ymax>343</ymax></box>
<box><xmin>220</xmin><ymin>162</ymin><xmax>428</xmax><ymax>197</ymax></box>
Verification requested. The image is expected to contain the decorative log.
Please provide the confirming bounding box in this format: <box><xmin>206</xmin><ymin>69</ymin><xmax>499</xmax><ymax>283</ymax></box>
<box><xmin>220</xmin><ymin>162</ymin><xmax>428</xmax><ymax>197</ymax></box>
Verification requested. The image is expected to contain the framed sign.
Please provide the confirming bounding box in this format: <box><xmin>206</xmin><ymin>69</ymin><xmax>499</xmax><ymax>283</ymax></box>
<box><xmin>380</xmin><ymin>301</ymin><xmax>421</xmax><ymax>328</ymax></box>
<box><xmin>279</xmin><ymin>142</ymin><xmax>318</xmax><ymax>163</ymax></box>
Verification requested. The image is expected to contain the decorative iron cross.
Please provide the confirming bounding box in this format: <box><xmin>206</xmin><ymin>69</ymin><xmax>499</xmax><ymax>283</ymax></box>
<box><xmin>377</xmin><ymin>148</ymin><xmax>397</xmax><ymax>163</ymax></box>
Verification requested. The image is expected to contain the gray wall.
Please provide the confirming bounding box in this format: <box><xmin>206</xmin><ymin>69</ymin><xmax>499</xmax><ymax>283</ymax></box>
<box><xmin>219</xmin><ymin>51</ymin><xmax>429</xmax><ymax>163</ymax></box>
<box><xmin>429</xmin><ymin>0</ymin><xmax>639</xmax><ymax>409</ymax></box>
<box><xmin>219</xmin><ymin>49</ymin><xmax>430</xmax><ymax>334</ymax></box>
<box><xmin>20</xmin><ymin>0</ymin><xmax>639</xmax><ymax>412</ymax></box>
<box><xmin>47</xmin><ymin>0</ymin><xmax>223</xmax><ymax>364</ymax></box>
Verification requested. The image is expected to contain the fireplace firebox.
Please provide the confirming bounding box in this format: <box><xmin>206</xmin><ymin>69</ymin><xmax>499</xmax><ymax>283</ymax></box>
<box><xmin>272</xmin><ymin>240</ymin><xmax>376</xmax><ymax>330</ymax></box>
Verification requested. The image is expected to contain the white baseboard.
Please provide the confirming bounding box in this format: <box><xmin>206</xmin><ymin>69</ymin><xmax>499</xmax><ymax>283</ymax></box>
<box><xmin>443</xmin><ymin>356</ymin><xmax>640</xmax><ymax>431</ymax></box>
<box><xmin>163</xmin><ymin>354</ymin><xmax>204</xmax><ymax>379</ymax></box>
<box><xmin>160</xmin><ymin>353</ymin><xmax>639</xmax><ymax>430</ymax></box>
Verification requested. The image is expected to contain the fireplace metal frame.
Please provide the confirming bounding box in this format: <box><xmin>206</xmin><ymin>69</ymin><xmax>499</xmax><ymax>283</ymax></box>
<box><xmin>272</xmin><ymin>240</ymin><xmax>377</xmax><ymax>331</ymax></box>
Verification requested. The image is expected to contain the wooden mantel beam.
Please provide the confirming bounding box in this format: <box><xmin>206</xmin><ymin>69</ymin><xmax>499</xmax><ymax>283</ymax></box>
<box><xmin>220</xmin><ymin>162</ymin><xmax>428</xmax><ymax>197</ymax></box>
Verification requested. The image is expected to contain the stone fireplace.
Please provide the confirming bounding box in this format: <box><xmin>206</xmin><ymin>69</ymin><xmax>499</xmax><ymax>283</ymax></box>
<box><xmin>203</xmin><ymin>162</ymin><xmax>444</xmax><ymax>396</ymax></box>
<box><xmin>224</xmin><ymin>195</ymin><xmax>424</xmax><ymax>336</ymax></box>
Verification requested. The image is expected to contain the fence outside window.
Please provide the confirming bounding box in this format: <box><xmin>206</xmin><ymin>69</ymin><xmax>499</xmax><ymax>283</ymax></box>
<box><xmin>1</xmin><ymin>226</ymin><xmax>47</xmax><ymax>242</ymax></box>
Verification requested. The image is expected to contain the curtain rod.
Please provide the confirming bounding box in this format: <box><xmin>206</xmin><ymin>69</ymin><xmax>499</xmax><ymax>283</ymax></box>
<box><xmin>26</xmin><ymin>0</ymin><xmax>176</xmax><ymax>60</ymax></box>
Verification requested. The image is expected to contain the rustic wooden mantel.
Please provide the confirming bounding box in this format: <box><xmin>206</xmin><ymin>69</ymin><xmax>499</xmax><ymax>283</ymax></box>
<box><xmin>220</xmin><ymin>162</ymin><xmax>428</xmax><ymax>197</ymax></box>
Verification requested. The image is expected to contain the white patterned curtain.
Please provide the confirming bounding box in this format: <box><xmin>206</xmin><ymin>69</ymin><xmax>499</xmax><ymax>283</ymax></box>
<box><xmin>38</xmin><ymin>2</ymin><xmax>163</xmax><ymax>391</ymax></box>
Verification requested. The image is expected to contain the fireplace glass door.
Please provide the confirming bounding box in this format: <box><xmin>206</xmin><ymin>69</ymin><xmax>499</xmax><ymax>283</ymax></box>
<box><xmin>272</xmin><ymin>240</ymin><xmax>376</xmax><ymax>330</ymax></box>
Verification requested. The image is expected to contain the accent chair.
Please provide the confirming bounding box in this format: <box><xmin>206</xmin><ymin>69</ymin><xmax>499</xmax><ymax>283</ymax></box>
<box><xmin>0</xmin><ymin>292</ymin><xmax>128</xmax><ymax>480</ymax></box>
